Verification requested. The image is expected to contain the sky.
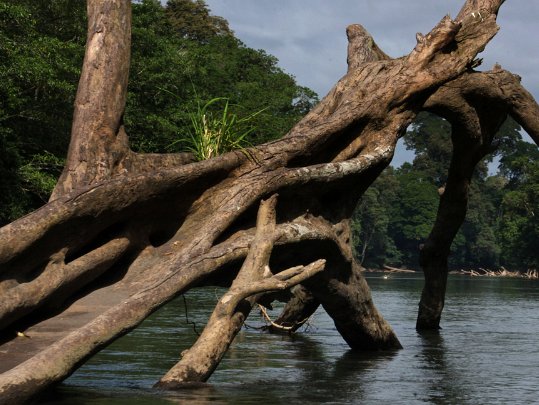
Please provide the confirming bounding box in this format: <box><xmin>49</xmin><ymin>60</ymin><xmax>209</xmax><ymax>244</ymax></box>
<box><xmin>201</xmin><ymin>1</ymin><xmax>539</xmax><ymax>166</ymax></box>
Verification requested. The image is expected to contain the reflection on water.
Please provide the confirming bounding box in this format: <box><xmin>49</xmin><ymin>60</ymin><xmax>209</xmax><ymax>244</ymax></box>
<box><xmin>40</xmin><ymin>275</ymin><xmax>539</xmax><ymax>404</ymax></box>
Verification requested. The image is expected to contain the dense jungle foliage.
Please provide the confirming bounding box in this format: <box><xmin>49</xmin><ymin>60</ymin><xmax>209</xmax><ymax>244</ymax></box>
<box><xmin>353</xmin><ymin>113</ymin><xmax>539</xmax><ymax>271</ymax></box>
<box><xmin>0</xmin><ymin>0</ymin><xmax>318</xmax><ymax>221</ymax></box>
<box><xmin>1</xmin><ymin>0</ymin><xmax>537</xmax><ymax>271</ymax></box>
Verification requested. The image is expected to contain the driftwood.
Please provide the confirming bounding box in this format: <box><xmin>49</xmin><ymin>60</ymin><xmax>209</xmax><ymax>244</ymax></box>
<box><xmin>452</xmin><ymin>268</ymin><xmax>539</xmax><ymax>279</ymax></box>
<box><xmin>1</xmin><ymin>0</ymin><xmax>538</xmax><ymax>402</ymax></box>
<box><xmin>382</xmin><ymin>265</ymin><xmax>416</xmax><ymax>274</ymax></box>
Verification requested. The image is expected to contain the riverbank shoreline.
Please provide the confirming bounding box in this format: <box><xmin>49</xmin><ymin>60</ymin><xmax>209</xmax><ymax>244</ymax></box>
<box><xmin>363</xmin><ymin>267</ymin><xmax>538</xmax><ymax>279</ymax></box>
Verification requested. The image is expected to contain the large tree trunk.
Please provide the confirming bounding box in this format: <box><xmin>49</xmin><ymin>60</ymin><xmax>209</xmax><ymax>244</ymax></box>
<box><xmin>1</xmin><ymin>0</ymin><xmax>538</xmax><ymax>402</ymax></box>
<box><xmin>416</xmin><ymin>66</ymin><xmax>539</xmax><ymax>329</ymax></box>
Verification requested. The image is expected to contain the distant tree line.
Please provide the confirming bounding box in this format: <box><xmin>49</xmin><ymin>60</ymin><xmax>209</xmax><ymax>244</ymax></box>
<box><xmin>1</xmin><ymin>0</ymin><xmax>536</xmax><ymax>271</ymax></box>
<box><xmin>352</xmin><ymin>112</ymin><xmax>538</xmax><ymax>271</ymax></box>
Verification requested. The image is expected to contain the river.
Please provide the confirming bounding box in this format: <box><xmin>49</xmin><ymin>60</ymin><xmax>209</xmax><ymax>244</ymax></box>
<box><xmin>40</xmin><ymin>273</ymin><xmax>539</xmax><ymax>404</ymax></box>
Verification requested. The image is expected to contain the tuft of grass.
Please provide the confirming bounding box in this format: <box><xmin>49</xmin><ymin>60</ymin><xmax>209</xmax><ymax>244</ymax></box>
<box><xmin>173</xmin><ymin>97</ymin><xmax>264</xmax><ymax>161</ymax></box>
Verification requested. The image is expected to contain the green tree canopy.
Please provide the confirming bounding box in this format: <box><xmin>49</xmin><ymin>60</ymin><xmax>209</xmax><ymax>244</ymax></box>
<box><xmin>0</xmin><ymin>0</ymin><xmax>85</xmax><ymax>222</ymax></box>
<box><xmin>0</xmin><ymin>0</ymin><xmax>318</xmax><ymax>224</ymax></box>
<box><xmin>353</xmin><ymin>112</ymin><xmax>537</xmax><ymax>271</ymax></box>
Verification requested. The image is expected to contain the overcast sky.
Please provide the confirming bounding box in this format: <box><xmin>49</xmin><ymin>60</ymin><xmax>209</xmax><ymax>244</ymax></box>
<box><xmin>201</xmin><ymin>1</ymin><xmax>539</xmax><ymax>165</ymax></box>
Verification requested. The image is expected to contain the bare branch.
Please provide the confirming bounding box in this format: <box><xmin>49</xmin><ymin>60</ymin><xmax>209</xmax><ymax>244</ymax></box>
<box><xmin>346</xmin><ymin>24</ymin><xmax>390</xmax><ymax>71</ymax></box>
<box><xmin>157</xmin><ymin>196</ymin><xmax>325</xmax><ymax>387</ymax></box>
<box><xmin>0</xmin><ymin>237</ymin><xmax>131</xmax><ymax>330</ymax></box>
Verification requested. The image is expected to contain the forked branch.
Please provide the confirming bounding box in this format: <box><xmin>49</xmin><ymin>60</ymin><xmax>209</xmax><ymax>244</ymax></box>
<box><xmin>156</xmin><ymin>195</ymin><xmax>325</xmax><ymax>387</ymax></box>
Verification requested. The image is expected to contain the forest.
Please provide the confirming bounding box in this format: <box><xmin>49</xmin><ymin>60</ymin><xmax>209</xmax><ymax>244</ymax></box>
<box><xmin>2</xmin><ymin>0</ymin><xmax>536</xmax><ymax>272</ymax></box>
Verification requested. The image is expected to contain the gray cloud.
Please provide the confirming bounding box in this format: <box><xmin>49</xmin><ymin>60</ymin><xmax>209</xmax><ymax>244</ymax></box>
<box><xmin>205</xmin><ymin>1</ymin><xmax>539</xmax><ymax>102</ymax></box>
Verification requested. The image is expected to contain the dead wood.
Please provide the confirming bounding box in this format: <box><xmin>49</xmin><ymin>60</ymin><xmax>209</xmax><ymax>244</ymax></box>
<box><xmin>156</xmin><ymin>195</ymin><xmax>326</xmax><ymax>387</ymax></box>
<box><xmin>2</xmin><ymin>0</ymin><xmax>538</xmax><ymax>401</ymax></box>
<box><xmin>416</xmin><ymin>66</ymin><xmax>539</xmax><ymax>329</ymax></box>
<box><xmin>382</xmin><ymin>266</ymin><xmax>416</xmax><ymax>274</ymax></box>
<box><xmin>264</xmin><ymin>285</ymin><xmax>320</xmax><ymax>333</ymax></box>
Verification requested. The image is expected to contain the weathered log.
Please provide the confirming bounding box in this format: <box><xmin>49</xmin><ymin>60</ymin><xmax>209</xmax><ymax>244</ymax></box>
<box><xmin>0</xmin><ymin>237</ymin><xmax>130</xmax><ymax>329</ymax></box>
<box><xmin>0</xmin><ymin>212</ymin><xmax>396</xmax><ymax>402</ymax></box>
<box><xmin>3</xmin><ymin>0</ymin><xmax>536</xmax><ymax>402</ymax></box>
<box><xmin>382</xmin><ymin>265</ymin><xmax>416</xmax><ymax>273</ymax></box>
<box><xmin>156</xmin><ymin>195</ymin><xmax>326</xmax><ymax>387</ymax></box>
<box><xmin>50</xmin><ymin>0</ymin><xmax>132</xmax><ymax>199</ymax></box>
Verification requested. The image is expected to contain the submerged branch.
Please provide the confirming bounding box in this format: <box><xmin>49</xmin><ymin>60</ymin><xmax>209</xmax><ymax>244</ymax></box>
<box><xmin>157</xmin><ymin>196</ymin><xmax>325</xmax><ymax>387</ymax></box>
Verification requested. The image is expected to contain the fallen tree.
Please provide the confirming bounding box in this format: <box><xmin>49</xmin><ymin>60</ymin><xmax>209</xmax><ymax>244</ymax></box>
<box><xmin>1</xmin><ymin>0</ymin><xmax>538</xmax><ymax>402</ymax></box>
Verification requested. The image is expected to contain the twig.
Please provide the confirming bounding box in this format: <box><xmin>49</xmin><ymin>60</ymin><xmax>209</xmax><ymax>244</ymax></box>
<box><xmin>258</xmin><ymin>304</ymin><xmax>310</xmax><ymax>332</ymax></box>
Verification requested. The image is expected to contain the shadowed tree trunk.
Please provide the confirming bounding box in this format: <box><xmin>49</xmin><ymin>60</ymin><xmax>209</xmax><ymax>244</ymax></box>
<box><xmin>417</xmin><ymin>67</ymin><xmax>512</xmax><ymax>329</ymax></box>
<box><xmin>1</xmin><ymin>0</ymin><xmax>538</xmax><ymax>402</ymax></box>
<box><xmin>263</xmin><ymin>285</ymin><xmax>320</xmax><ymax>333</ymax></box>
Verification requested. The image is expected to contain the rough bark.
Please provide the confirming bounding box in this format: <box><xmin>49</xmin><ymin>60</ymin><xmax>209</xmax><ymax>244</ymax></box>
<box><xmin>2</xmin><ymin>0</ymin><xmax>537</xmax><ymax>402</ymax></box>
<box><xmin>156</xmin><ymin>195</ymin><xmax>326</xmax><ymax>387</ymax></box>
<box><xmin>50</xmin><ymin>1</ymin><xmax>194</xmax><ymax>200</ymax></box>
<box><xmin>50</xmin><ymin>0</ymin><xmax>132</xmax><ymax>199</ymax></box>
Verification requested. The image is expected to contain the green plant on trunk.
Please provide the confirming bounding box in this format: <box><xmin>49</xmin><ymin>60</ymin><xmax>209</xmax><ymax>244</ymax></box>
<box><xmin>177</xmin><ymin>97</ymin><xmax>264</xmax><ymax>161</ymax></box>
